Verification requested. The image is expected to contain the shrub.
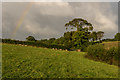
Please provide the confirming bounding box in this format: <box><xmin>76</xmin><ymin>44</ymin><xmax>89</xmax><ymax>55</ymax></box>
<box><xmin>109</xmin><ymin>47</ymin><xmax>119</xmax><ymax>62</ymax></box>
<box><xmin>104</xmin><ymin>47</ymin><xmax>117</xmax><ymax>64</ymax></box>
<box><xmin>87</xmin><ymin>44</ymin><xmax>119</xmax><ymax>66</ymax></box>
<box><xmin>2</xmin><ymin>39</ymin><xmax>69</xmax><ymax>50</ymax></box>
<box><xmin>87</xmin><ymin>44</ymin><xmax>106</xmax><ymax>60</ymax></box>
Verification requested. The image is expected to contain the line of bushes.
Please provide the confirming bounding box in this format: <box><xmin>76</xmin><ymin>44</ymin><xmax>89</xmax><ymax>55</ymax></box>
<box><xmin>86</xmin><ymin>44</ymin><xmax>120</xmax><ymax>66</ymax></box>
<box><xmin>2</xmin><ymin>38</ymin><xmax>102</xmax><ymax>51</ymax></box>
<box><xmin>2</xmin><ymin>39</ymin><xmax>69</xmax><ymax>50</ymax></box>
<box><xmin>81</xmin><ymin>41</ymin><xmax>102</xmax><ymax>52</ymax></box>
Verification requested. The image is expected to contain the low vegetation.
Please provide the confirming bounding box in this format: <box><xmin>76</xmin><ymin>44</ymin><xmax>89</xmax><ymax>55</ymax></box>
<box><xmin>2</xmin><ymin>18</ymin><xmax>105</xmax><ymax>51</ymax></box>
<box><xmin>86</xmin><ymin>43</ymin><xmax>119</xmax><ymax>66</ymax></box>
<box><xmin>2</xmin><ymin>18</ymin><xmax>120</xmax><ymax>78</ymax></box>
<box><xmin>2</xmin><ymin>44</ymin><xmax>118</xmax><ymax>78</ymax></box>
<box><xmin>2</xmin><ymin>39</ymin><xmax>69</xmax><ymax>50</ymax></box>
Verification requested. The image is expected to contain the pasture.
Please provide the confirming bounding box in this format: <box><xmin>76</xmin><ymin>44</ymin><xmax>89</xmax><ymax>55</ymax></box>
<box><xmin>2</xmin><ymin>43</ymin><xmax>118</xmax><ymax>78</ymax></box>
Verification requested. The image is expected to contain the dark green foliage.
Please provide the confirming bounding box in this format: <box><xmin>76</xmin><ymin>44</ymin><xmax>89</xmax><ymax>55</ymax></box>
<box><xmin>2</xmin><ymin>18</ymin><xmax>105</xmax><ymax>51</ymax></box>
<box><xmin>2</xmin><ymin>39</ymin><xmax>68</xmax><ymax>50</ymax></box>
<box><xmin>89</xmin><ymin>31</ymin><xmax>104</xmax><ymax>42</ymax></box>
<box><xmin>48</xmin><ymin>38</ymin><xmax>56</xmax><ymax>44</ymax></box>
<box><xmin>57</xmin><ymin>37</ymin><xmax>64</xmax><ymax>44</ymax></box>
<box><xmin>72</xmin><ymin>31</ymin><xmax>89</xmax><ymax>49</ymax></box>
<box><xmin>90</xmin><ymin>31</ymin><xmax>97</xmax><ymax>41</ymax></box>
<box><xmin>107</xmin><ymin>47</ymin><xmax>119</xmax><ymax>60</ymax></box>
<box><xmin>41</xmin><ymin>39</ymin><xmax>48</xmax><ymax>42</ymax></box>
<box><xmin>102</xmin><ymin>38</ymin><xmax>116</xmax><ymax>42</ymax></box>
<box><xmin>105</xmin><ymin>47</ymin><xmax>120</xmax><ymax>66</ymax></box>
<box><xmin>87</xmin><ymin>44</ymin><xmax>119</xmax><ymax>66</ymax></box>
<box><xmin>97</xmin><ymin>31</ymin><xmax>104</xmax><ymax>41</ymax></box>
<box><xmin>62</xmin><ymin>31</ymin><xmax>92</xmax><ymax>51</ymax></box>
<box><xmin>63</xmin><ymin>31</ymin><xmax>75</xmax><ymax>48</ymax></box>
<box><xmin>87</xmin><ymin>44</ymin><xmax>105</xmax><ymax>60</ymax></box>
<box><xmin>49</xmin><ymin>38</ymin><xmax>56</xmax><ymax>41</ymax></box>
<box><xmin>64</xmin><ymin>18</ymin><xmax>105</xmax><ymax>50</ymax></box>
<box><xmin>114</xmin><ymin>33</ymin><xmax>120</xmax><ymax>41</ymax></box>
<box><xmin>53</xmin><ymin>37</ymin><xmax>64</xmax><ymax>45</ymax></box>
<box><xmin>65</xmin><ymin>18</ymin><xmax>93</xmax><ymax>32</ymax></box>
<box><xmin>26</xmin><ymin>36</ymin><xmax>36</xmax><ymax>41</ymax></box>
<box><xmin>0</xmin><ymin>38</ymin><xmax>2</xmax><ymax>43</ymax></box>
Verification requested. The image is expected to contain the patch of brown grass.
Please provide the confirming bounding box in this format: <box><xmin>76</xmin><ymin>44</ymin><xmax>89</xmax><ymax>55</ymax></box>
<box><xmin>102</xmin><ymin>41</ymin><xmax>120</xmax><ymax>49</ymax></box>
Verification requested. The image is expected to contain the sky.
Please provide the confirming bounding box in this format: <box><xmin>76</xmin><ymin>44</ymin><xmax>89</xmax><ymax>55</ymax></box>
<box><xmin>2</xmin><ymin>2</ymin><xmax>118</xmax><ymax>40</ymax></box>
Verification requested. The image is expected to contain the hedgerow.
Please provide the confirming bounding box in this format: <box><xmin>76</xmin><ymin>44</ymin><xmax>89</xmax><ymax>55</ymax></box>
<box><xmin>87</xmin><ymin>44</ymin><xmax>119</xmax><ymax>66</ymax></box>
<box><xmin>2</xmin><ymin>39</ymin><xmax>69</xmax><ymax>50</ymax></box>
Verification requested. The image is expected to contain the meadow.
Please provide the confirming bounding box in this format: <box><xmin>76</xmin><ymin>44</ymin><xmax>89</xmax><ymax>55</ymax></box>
<box><xmin>2</xmin><ymin>43</ymin><xmax>119</xmax><ymax>78</ymax></box>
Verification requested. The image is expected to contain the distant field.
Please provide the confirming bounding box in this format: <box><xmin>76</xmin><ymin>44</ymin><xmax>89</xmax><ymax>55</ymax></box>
<box><xmin>2</xmin><ymin>43</ymin><xmax>118</xmax><ymax>78</ymax></box>
<box><xmin>102</xmin><ymin>41</ymin><xmax>120</xmax><ymax>49</ymax></box>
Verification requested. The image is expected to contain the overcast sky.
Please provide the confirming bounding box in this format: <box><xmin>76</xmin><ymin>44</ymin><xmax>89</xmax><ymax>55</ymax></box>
<box><xmin>2</xmin><ymin>2</ymin><xmax>118</xmax><ymax>40</ymax></box>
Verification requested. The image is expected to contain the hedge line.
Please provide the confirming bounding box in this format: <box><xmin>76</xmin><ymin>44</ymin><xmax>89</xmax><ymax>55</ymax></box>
<box><xmin>2</xmin><ymin>39</ymin><xmax>69</xmax><ymax>50</ymax></box>
<box><xmin>86</xmin><ymin>44</ymin><xmax>120</xmax><ymax>66</ymax></box>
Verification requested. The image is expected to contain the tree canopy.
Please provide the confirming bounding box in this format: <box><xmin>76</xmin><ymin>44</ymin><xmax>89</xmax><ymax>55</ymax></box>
<box><xmin>65</xmin><ymin>18</ymin><xmax>93</xmax><ymax>32</ymax></box>
<box><xmin>97</xmin><ymin>31</ymin><xmax>104</xmax><ymax>41</ymax></box>
<box><xmin>114</xmin><ymin>33</ymin><xmax>120</xmax><ymax>41</ymax></box>
<box><xmin>26</xmin><ymin>36</ymin><xmax>36</xmax><ymax>41</ymax></box>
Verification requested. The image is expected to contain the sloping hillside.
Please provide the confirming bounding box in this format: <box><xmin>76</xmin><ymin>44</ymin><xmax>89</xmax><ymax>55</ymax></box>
<box><xmin>2</xmin><ymin>44</ymin><xmax>118</xmax><ymax>78</ymax></box>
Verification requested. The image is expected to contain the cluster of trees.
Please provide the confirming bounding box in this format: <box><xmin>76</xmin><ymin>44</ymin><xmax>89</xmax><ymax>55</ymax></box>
<box><xmin>25</xmin><ymin>32</ymin><xmax>119</xmax><ymax>50</ymax></box>
<box><xmin>2</xmin><ymin>18</ymin><xmax>105</xmax><ymax>51</ymax></box>
<box><xmin>2</xmin><ymin>18</ymin><xmax>120</xmax><ymax>51</ymax></box>
<box><xmin>25</xmin><ymin>18</ymin><xmax>105</xmax><ymax>51</ymax></box>
<box><xmin>63</xmin><ymin>18</ymin><xmax>104</xmax><ymax>50</ymax></box>
<box><xmin>2</xmin><ymin>18</ymin><xmax>107</xmax><ymax>51</ymax></box>
<box><xmin>90</xmin><ymin>31</ymin><xmax>104</xmax><ymax>41</ymax></box>
<box><xmin>114</xmin><ymin>33</ymin><xmax>120</xmax><ymax>41</ymax></box>
<box><xmin>102</xmin><ymin>33</ymin><xmax>120</xmax><ymax>42</ymax></box>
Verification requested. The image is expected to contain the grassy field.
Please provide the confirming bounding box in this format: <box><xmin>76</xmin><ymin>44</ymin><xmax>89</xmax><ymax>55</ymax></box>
<box><xmin>2</xmin><ymin>43</ymin><xmax>118</xmax><ymax>78</ymax></box>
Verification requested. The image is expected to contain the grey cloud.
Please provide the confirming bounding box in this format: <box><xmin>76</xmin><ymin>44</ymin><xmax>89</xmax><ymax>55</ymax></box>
<box><xmin>2</xmin><ymin>0</ymin><xmax>120</xmax><ymax>2</ymax></box>
<box><xmin>69</xmin><ymin>2</ymin><xmax>118</xmax><ymax>38</ymax></box>
<box><xmin>2</xmin><ymin>2</ymin><xmax>118</xmax><ymax>40</ymax></box>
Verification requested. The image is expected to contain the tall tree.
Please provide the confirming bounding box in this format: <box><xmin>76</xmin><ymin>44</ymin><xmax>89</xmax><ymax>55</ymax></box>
<box><xmin>90</xmin><ymin>31</ymin><xmax>97</xmax><ymax>41</ymax></box>
<box><xmin>72</xmin><ymin>31</ymin><xmax>89</xmax><ymax>49</ymax></box>
<box><xmin>65</xmin><ymin>18</ymin><xmax>93</xmax><ymax>32</ymax></box>
<box><xmin>97</xmin><ymin>31</ymin><xmax>104</xmax><ymax>41</ymax></box>
<box><xmin>114</xmin><ymin>33</ymin><xmax>120</xmax><ymax>41</ymax></box>
<box><xmin>63</xmin><ymin>31</ymin><xmax>75</xmax><ymax>48</ymax></box>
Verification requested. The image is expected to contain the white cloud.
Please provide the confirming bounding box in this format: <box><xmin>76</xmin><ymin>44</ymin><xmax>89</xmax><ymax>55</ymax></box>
<box><xmin>34</xmin><ymin>2</ymin><xmax>74</xmax><ymax>16</ymax></box>
<box><xmin>2</xmin><ymin>2</ymin><xmax>118</xmax><ymax>40</ymax></box>
<box><xmin>95</xmin><ymin>13</ymin><xmax>117</xmax><ymax>31</ymax></box>
<box><xmin>2</xmin><ymin>0</ymin><xmax>119</xmax><ymax>2</ymax></box>
<box><xmin>73</xmin><ymin>3</ymin><xmax>118</xmax><ymax>38</ymax></box>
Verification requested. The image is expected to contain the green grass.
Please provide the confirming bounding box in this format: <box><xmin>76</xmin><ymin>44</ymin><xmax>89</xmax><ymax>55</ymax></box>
<box><xmin>2</xmin><ymin>43</ymin><xmax>118</xmax><ymax>78</ymax></box>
